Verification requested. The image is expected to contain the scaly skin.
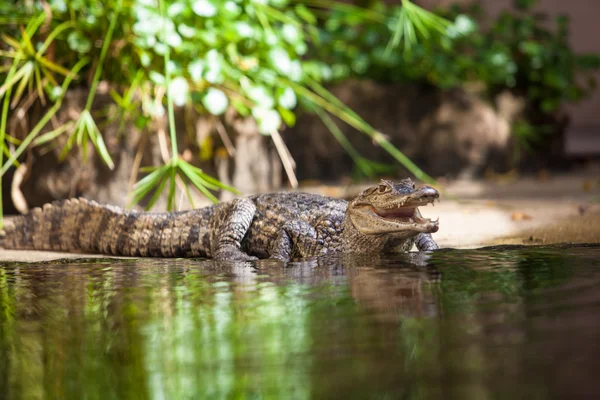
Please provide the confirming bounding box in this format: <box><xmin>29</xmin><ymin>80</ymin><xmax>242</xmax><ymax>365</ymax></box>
<box><xmin>0</xmin><ymin>178</ymin><xmax>440</xmax><ymax>261</ymax></box>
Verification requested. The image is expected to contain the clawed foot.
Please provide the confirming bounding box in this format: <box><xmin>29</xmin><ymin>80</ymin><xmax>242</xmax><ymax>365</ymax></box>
<box><xmin>268</xmin><ymin>255</ymin><xmax>289</xmax><ymax>262</ymax></box>
<box><xmin>214</xmin><ymin>246</ymin><xmax>258</xmax><ymax>262</ymax></box>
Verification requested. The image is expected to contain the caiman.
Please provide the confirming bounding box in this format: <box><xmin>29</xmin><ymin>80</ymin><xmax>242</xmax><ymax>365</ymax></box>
<box><xmin>0</xmin><ymin>178</ymin><xmax>440</xmax><ymax>261</ymax></box>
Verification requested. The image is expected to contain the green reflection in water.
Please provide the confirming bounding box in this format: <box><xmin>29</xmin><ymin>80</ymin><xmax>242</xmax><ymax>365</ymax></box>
<box><xmin>143</xmin><ymin>277</ymin><xmax>313</xmax><ymax>399</ymax></box>
<box><xmin>0</xmin><ymin>245</ymin><xmax>599</xmax><ymax>400</ymax></box>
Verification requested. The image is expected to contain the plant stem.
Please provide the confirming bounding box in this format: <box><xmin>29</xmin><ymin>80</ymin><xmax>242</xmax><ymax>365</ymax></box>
<box><xmin>0</xmin><ymin>60</ymin><xmax>20</xmax><ymax>227</ymax></box>
<box><xmin>314</xmin><ymin>106</ymin><xmax>374</xmax><ymax>178</ymax></box>
<box><xmin>288</xmin><ymin>79</ymin><xmax>435</xmax><ymax>183</ymax></box>
<box><xmin>0</xmin><ymin>87</ymin><xmax>10</xmax><ymax>228</ymax></box>
<box><xmin>84</xmin><ymin>0</ymin><xmax>120</xmax><ymax>111</ymax></box>
<box><xmin>159</xmin><ymin>0</ymin><xmax>178</xmax><ymax>163</ymax></box>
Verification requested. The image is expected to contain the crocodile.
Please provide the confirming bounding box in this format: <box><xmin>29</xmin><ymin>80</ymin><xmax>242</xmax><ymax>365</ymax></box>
<box><xmin>0</xmin><ymin>178</ymin><xmax>440</xmax><ymax>261</ymax></box>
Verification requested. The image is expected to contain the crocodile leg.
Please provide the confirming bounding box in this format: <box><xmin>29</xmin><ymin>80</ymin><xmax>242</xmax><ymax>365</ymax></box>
<box><xmin>212</xmin><ymin>198</ymin><xmax>258</xmax><ymax>261</ymax></box>
<box><xmin>415</xmin><ymin>233</ymin><xmax>439</xmax><ymax>251</ymax></box>
<box><xmin>269</xmin><ymin>221</ymin><xmax>325</xmax><ymax>261</ymax></box>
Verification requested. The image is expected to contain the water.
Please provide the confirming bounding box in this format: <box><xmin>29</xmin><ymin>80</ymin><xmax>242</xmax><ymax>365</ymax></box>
<box><xmin>1</xmin><ymin>244</ymin><xmax>600</xmax><ymax>400</ymax></box>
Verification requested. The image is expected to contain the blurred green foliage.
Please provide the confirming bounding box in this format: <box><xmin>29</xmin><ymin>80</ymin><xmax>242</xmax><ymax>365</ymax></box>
<box><xmin>0</xmin><ymin>0</ymin><xmax>447</xmax><ymax>217</ymax></box>
<box><xmin>317</xmin><ymin>0</ymin><xmax>599</xmax><ymax>153</ymax></box>
<box><xmin>320</xmin><ymin>0</ymin><xmax>598</xmax><ymax>101</ymax></box>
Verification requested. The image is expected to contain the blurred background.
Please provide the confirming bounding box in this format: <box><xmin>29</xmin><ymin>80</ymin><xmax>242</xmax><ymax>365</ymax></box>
<box><xmin>1</xmin><ymin>0</ymin><xmax>599</xmax><ymax>217</ymax></box>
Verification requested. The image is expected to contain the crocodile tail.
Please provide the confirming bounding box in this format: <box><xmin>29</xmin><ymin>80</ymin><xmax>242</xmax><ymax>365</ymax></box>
<box><xmin>0</xmin><ymin>198</ymin><xmax>212</xmax><ymax>257</ymax></box>
<box><xmin>0</xmin><ymin>198</ymin><xmax>133</xmax><ymax>255</ymax></box>
<box><xmin>1</xmin><ymin>198</ymin><xmax>122</xmax><ymax>254</ymax></box>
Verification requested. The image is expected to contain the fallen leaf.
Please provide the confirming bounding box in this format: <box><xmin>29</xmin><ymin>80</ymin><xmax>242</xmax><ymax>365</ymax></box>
<box><xmin>182</xmin><ymin>148</ymin><xmax>194</xmax><ymax>161</ymax></box>
<box><xmin>512</xmin><ymin>212</ymin><xmax>533</xmax><ymax>221</ymax></box>
<box><xmin>578</xmin><ymin>204</ymin><xmax>590</xmax><ymax>216</ymax></box>
<box><xmin>523</xmin><ymin>236</ymin><xmax>543</xmax><ymax>244</ymax></box>
<box><xmin>436</xmin><ymin>177</ymin><xmax>449</xmax><ymax>185</ymax></box>
<box><xmin>299</xmin><ymin>179</ymin><xmax>322</xmax><ymax>187</ymax></box>
<box><xmin>213</xmin><ymin>147</ymin><xmax>228</xmax><ymax>160</ymax></box>
<box><xmin>537</xmin><ymin>169</ymin><xmax>549</xmax><ymax>182</ymax></box>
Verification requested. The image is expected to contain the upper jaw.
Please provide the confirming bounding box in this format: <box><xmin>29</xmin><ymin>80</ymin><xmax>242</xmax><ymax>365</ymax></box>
<box><xmin>376</xmin><ymin>186</ymin><xmax>439</xmax><ymax>209</ymax></box>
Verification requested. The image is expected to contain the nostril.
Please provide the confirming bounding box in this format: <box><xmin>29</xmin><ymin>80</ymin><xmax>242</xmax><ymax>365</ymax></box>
<box><xmin>421</xmin><ymin>186</ymin><xmax>439</xmax><ymax>197</ymax></box>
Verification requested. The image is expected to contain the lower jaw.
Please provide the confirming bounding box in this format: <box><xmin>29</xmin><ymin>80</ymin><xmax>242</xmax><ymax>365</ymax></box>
<box><xmin>383</xmin><ymin>219</ymin><xmax>438</xmax><ymax>232</ymax></box>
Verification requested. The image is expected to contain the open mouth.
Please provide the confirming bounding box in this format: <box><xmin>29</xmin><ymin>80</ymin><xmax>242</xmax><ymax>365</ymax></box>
<box><xmin>374</xmin><ymin>206</ymin><xmax>428</xmax><ymax>224</ymax></box>
<box><xmin>372</xmin><ymin>194</ymin><xmax>439</xmax><ymax>229</ymax></box>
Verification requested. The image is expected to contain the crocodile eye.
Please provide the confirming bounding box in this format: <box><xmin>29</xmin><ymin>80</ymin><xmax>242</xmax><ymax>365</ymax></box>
<box><xmin>412</xmin><ymin>182</ymin><xmax>416</xmax><ymax>189</ymax></box>
<box><xmin>378</xmin><ymin>185</ymin><xmax>388</xmax><ymax>193</ymax></box>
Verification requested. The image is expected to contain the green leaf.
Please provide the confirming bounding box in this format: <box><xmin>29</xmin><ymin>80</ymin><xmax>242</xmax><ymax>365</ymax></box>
<box><xmin>277</xmin><ymin>106</ymin><xmax>296</xmax><ymax>127</ymax></box>
<box><xmin>178</xmin><ymin>164</ymin><xmax>219</xmax><ymax>203</ymax></box>
<box><xmin>9</xmin><ymin>61</ymin><xmax>34</xmax><ymax>107</ymax></box>
<box><xmin>168</xmin><ymin>2</ymin><xmax>185</xmax><ymax>17</ymax></box>
<box><xmin>1</xmin><ymin>57</ymin><xmax>89</xmax><ymax>176</ymax></box>
<box><xmin>192</xmin><ymin>0</ymin><xmax>217</xmax><ymax>17</ymax></box>
<box><xmin>281</xmin><ymin>24</ymin><xmax>300</xmax><ymax>44</ymax></box>
<box><xmin>188</xmin><ymin>59</ymin><xmax>205</xmax><ymax>82</ymax></box>
<box><xmin>132</xmin><ymin>166</ymin><xmax>169</xmax><ymax>205</ymax></box>
<box><xmin>314</xmin><ymin>106</ymin><xmax>375</xmax><ymax>178</ymax></box>
<box><xmin>447</xmin><ymin>15</ymin><xmax>476</xmax><ymax>38</ymax></box>
<box><xmin>164</xmin><ymin>31</ymin><xmax>182</xmax><ymax>48</ymax></box>
<box><xmin>181</xmin><ymin>175</ymin><xmax>196</xmax><ymax>209</ymax></box>
<box><xmin>149</xmin><ymin>71</ymin><xmax>165</xmax><ymax>85</ymax></box>
<box><xmin>145</xmin><ymin>173</ymin><xmax>168</xmax><ymax>211</ymax></box>
<box><xmin>180</xmin><ymin>161</ymin><xmax>240</xmax><ymax>194</ymax></box>
<box><xmin>169</xmin><ymin>76</ymin><xmax>189</xmax><ymax>107</ymax></box>
<box><xmin>32</xmin><ymin>122</ymin><xmax>72</xmax><ymax>147</ymax></box>
<box><xmin>268</xmin><ymin>47</ymin><xmax>292</xmax><ymax>75</ymax></box>
<box><xmin>0</xmin><ymin>61</ymin><xmax>32</xmax><ymax>99</ymax></box>
<box><xmin>277</xmin><ymin>87</ymin><xmax>297</xmax><ymax>109</ymax></box>
<box><xmin>246</xmin><ymin>85</ymin><xmax>275</xmax><ymax>109</ymax></box>
<box><xmin>252</xmin><ymin>107</ymin><xmax>281</xmax><ymax>135</ymax></box>
<box><xmin>167</xmin><ymin>166</ymin><xmax>177</xmax><ymax>211</ymax></box>
<box><xmin>59</xmin><ymin>130</ymin><xmax>78</xmax><ymax>162</ymax></box>
<box><xmin>67</xmin><ymin>31</ymin><xmax>92</xmax><ymax>53</ymax></box>
<box><xmin>235</xmin><ymin>22</ymin><xmax>255</xmax><ymax>38</ymax></box>
<box><xmin>50</xmin><ymin>0</ymin><xmax>67</xmax><ymax>13</ymax></box>
<box><xmin>87</xmin><ymin>123</ymin><xmax>115</xmax><ymax>170</ymax></box>
<box><xmin>202</xmin><ymin>88</ymin><xmax>229</xmax><ymax>115</ymax></box>
<box><xmin>223</xmin><ymin>1</ymin><xmax>242</xmax><ymax>17</ymax></box>
<box><xmin>178</xmin><ymin>23</ymin><xmax>196</xmax><ymax>39</ymax></box>
<box><xmin>515</xmin><ymin>0</ymin><xmax>537</xmax><ymax>10</ymax></box>
<box><xmin>37</xmin><ymin>21</ymin><xmax>74</xmax><ymax>56</ymax></box>
<box><xmin>294</xmin><ymin>4</ymin><xmax>316</xmax><ymax>25</ymax></box>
